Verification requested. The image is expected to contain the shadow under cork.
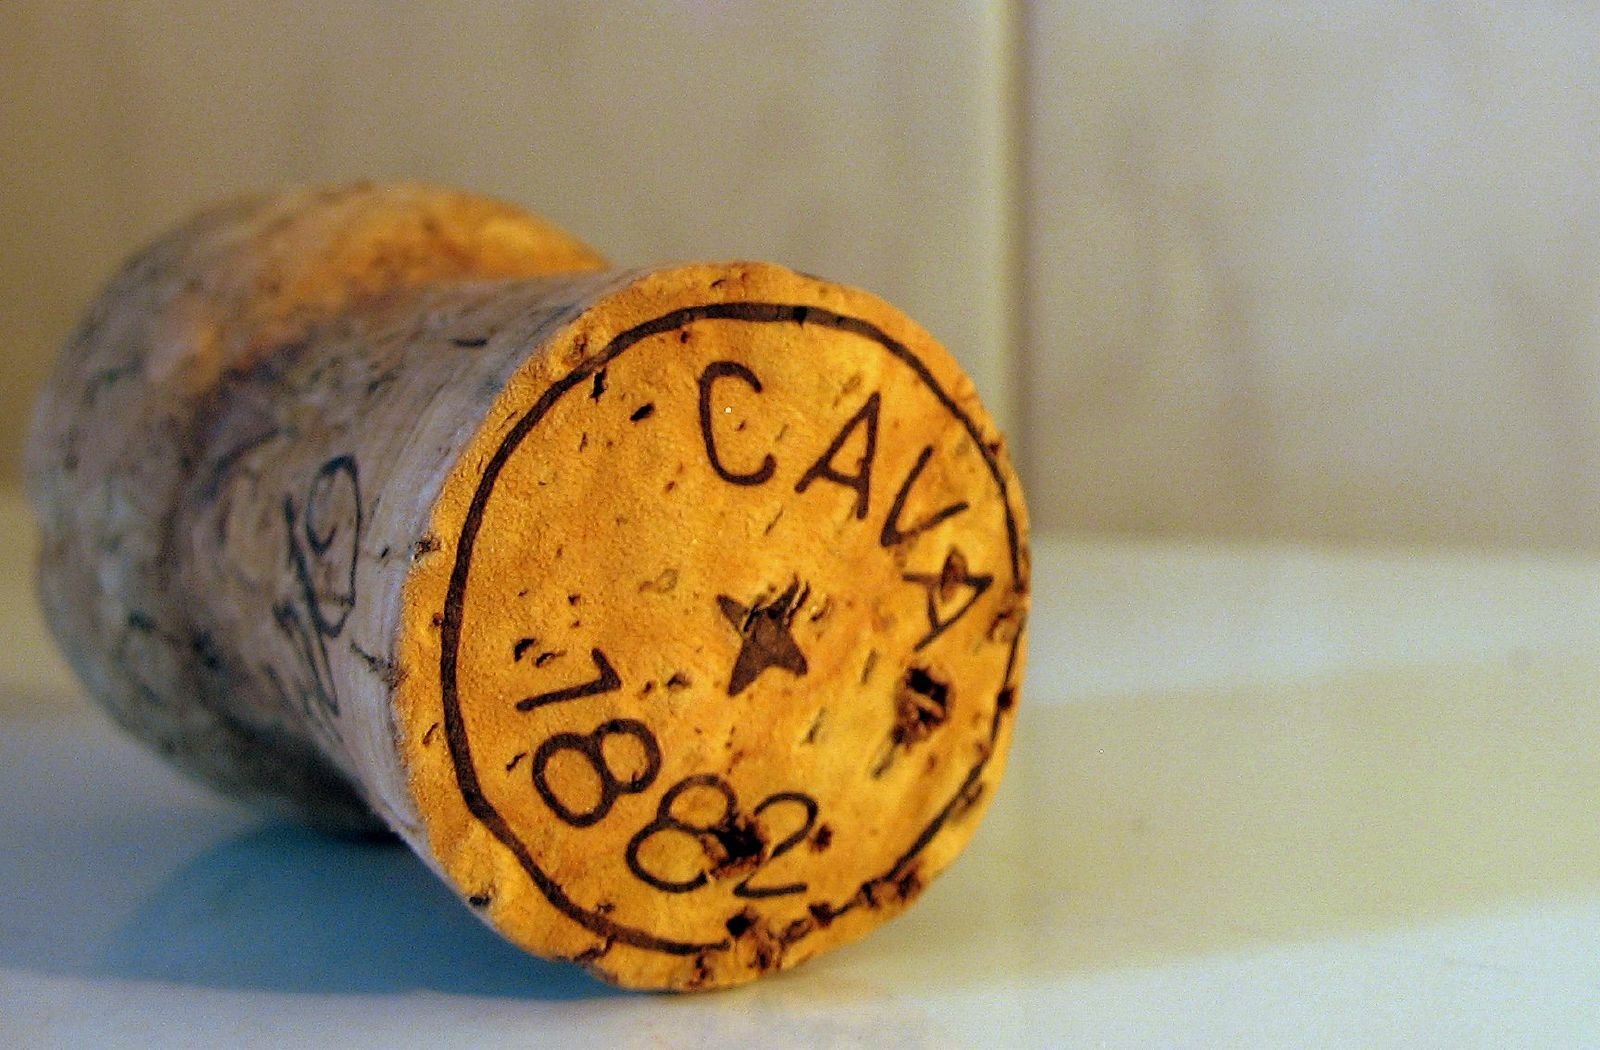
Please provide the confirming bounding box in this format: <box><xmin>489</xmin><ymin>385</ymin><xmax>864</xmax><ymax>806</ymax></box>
<box><xmin>102</xmin><ymin>822</ymin><xmax>625</xmax><ymax>1000</ymax></box>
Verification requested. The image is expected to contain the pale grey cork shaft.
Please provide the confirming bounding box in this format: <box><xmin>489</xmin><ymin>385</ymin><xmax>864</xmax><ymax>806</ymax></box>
<box><xmin>24</xmin><ymin>183</ymin><xmax>610</xmax><ymax>832</ymax></box>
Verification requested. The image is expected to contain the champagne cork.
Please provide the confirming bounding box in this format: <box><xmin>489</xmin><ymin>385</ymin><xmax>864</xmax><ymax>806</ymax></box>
<box><xmin>25</xmin><ymin>183</ymin><xmax>1029</xmax><ymax>990</ymax></box>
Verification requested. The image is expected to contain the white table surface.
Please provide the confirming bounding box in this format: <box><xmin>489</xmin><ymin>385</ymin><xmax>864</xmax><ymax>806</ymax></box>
<box><xmin>4</xmin><ymin>490</ymin><xmax>1600</xmax><ymax>1048</ymax></box>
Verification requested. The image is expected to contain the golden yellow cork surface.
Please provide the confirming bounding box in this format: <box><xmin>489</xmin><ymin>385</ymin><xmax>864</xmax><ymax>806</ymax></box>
<box><xmin>396</xmin><ymin>262</ymin><xmax>1029</xmax><ymax>989</ymax></box>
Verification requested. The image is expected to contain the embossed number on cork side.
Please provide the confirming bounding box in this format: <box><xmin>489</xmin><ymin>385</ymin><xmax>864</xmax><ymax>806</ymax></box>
<box><xmin>436</xmin><ymin>300</ymin><xmax>1025</xmax><ymax>968</ymax></box>
<box><xmin>269</xmin><ymin>454</ymin><xmax>362</xmax><ymax>729</ymax></box>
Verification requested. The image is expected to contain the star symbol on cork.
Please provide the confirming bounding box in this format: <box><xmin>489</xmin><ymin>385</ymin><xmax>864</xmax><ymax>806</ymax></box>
<box><xmin>716</xmin><ymin>579</ymin><xmax>811</xmax><ymax>697</ymax></box>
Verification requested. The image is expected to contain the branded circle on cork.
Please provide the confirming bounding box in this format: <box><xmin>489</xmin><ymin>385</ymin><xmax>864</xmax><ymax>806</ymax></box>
<box><xmin>25</xmin><ymin>183</ymin><xmax>1030</xmax><ymax>990</ymax></box>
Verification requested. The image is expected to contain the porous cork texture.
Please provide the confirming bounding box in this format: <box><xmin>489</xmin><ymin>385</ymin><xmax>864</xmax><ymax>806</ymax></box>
<box><xmin>27</xmin><ymin>183</ymin><xmax>1029</xmax><ymax>991</ymax></box>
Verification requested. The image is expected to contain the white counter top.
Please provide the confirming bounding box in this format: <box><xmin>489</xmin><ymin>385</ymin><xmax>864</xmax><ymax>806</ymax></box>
<box><xmin>4</xmin><ymin>490</ymin><xmax>1599</xmax><ymax>1047</ymax></box>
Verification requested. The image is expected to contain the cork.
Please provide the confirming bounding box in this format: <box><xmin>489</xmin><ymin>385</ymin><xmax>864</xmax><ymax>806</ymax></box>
<box><xmin>25</xmin><ymin>183</ymin><xmax>1030</xmax><ymax>990</ymax></box>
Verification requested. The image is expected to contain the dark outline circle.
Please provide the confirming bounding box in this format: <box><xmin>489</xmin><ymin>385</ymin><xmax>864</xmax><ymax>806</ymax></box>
<box><xmin>438</xmin><ymin>301</ymin><xmax>1026</xmax><ymax>957</ymax></box>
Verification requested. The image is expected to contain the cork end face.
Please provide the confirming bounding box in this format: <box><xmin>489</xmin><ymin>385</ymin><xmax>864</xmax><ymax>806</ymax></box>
<box><xmin>396</xmin><ymin>263</ymin><xmax>1029</xmax><ymax>990</ymax></box>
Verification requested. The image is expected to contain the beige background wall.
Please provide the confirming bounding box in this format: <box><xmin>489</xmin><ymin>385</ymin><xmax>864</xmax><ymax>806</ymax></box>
<box><xmin>1023</xmin><ymin>5</ymin><xmax>1600</xmax><ymax>549</ymax></box>
<box><xmin>1</xmin><ymin>1</ymin><xmax>1017</xmax><ymax>479</ymax></box>
<box><xmin>5</xmin><ymin>3</ymin><xmax>1599</xmax><ymax>549</ymax></box>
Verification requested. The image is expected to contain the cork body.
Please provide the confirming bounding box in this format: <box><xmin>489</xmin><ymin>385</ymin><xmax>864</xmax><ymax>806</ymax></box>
<box><xmin>26</xmin><ymin>184</ymin><xmax>1029</xmax><ymax>989</ymax></box>
<box><xmin>25</xmin><ymin>184</ymin><xmax>609</xmax><ymax>830</ymax></box>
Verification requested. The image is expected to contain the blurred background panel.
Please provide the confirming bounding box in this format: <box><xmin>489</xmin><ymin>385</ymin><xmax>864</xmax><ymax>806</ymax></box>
<box><xmin>1023</xmin><ymin>4</ymin><xmax>1600</xmax><ymax>549</ymax></box>
<box><xmin>6</xmin><ymin>3</ymin><xmax>1600</xmax><ymax>549</ymax></box>
<box><xmin>0</xmin><ymin>0</ymin><xmax>1016</xmax><ymax>482</ymax></box>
